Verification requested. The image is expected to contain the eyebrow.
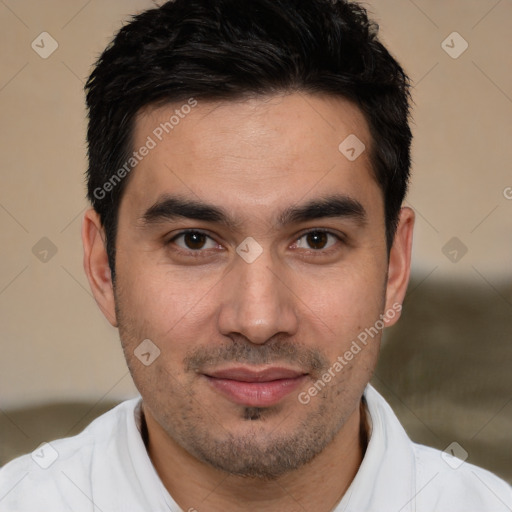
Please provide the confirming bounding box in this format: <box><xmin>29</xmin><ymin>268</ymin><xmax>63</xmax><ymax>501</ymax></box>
<box><xmin>139</xmin><ymin>194</ymin><xmax>367</xmax><ymax>231</ymax></box>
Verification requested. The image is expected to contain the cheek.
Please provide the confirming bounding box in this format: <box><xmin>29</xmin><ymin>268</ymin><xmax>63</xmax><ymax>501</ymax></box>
<box><xmin>114</xmin><ymin>258</ymin><xmax>220</xmax><ymax>348</ymax></box>
<box><xmin>292</xmin><ymin>258</ymin><xmax>386</xmax><ymax>325</ymax></box>
<box><xmin>114</xmin><ymin>267</ymin><xmax>210</xmax><ymax>399</ymax></box>
<box><xmin>295</xmin><ymin>266</ymin><xmax>386</xmax><ymax>382</ymax></box>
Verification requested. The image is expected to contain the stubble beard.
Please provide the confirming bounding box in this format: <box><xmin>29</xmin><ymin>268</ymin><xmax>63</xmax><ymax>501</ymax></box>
<box><xmin>114</xmin><ymin>286</ymin><xmax>365</xmax><ymax>480</ymax></box>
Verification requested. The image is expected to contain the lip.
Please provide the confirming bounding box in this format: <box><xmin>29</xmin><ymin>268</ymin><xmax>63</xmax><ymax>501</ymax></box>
<box><xmin>203</xmin><ymin>366</ymin><xmax>308</xmax><ymax>407</ymax></box>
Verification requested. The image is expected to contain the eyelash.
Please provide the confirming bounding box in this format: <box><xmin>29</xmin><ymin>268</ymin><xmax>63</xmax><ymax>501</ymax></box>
<box><xmin>166</xmin><ymin>228</ymin><xmax>344</xmax><ymax>258</ymax></box>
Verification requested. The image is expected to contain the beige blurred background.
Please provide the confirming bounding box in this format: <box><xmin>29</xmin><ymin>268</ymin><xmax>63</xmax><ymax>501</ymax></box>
<box><xmin>1</xmin><ymin>0</ymin><xmax>511</xmax><ymax>481</ymax></box>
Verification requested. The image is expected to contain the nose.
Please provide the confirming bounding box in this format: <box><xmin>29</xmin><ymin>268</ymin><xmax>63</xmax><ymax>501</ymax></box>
<box><xmin>217</xmin><ymin>249</ymin><xmax>299</xmax><ymax>345</ymax></box>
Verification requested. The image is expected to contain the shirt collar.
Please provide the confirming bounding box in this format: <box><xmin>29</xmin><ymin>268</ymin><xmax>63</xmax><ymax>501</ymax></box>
<box><xmin>132</xmin><ymin>385</ymin><xmax>418</xmax><ymax>512</ymax></box>
<box><xmin>336</xmin><ymin>384</ymin><xmax>418</xmax><ymax>512</ymax></box>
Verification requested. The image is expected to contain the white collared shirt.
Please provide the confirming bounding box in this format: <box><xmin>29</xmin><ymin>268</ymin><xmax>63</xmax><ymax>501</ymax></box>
<box><xmin>1</xmin><ymin>385</ymin><xmax>510</xmax><ymax>511</ymax></box>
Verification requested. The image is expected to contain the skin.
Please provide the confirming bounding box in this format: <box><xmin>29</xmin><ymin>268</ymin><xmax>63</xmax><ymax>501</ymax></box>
<box><xmin>82</xmin><ymin>92</ymin><xmax>414</xmax><ymax>512</ymax></box>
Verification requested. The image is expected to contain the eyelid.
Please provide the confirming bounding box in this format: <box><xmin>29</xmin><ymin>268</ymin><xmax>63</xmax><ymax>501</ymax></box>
<box><xmin>166</xmin><ymin>228</ymin><xmax>345</xmax><ymax>256</ymax></box>
<box><xmin>292</xmin><ymin>228</ymin><xmax>344</xmax><ymax>253</ymax></box>
<box><xmin>167</xmin><ymin>229</ymin><xmax>221</xmax><ymax>251</ymax></box>
<box><xmin>295</xmin><ymin>227</ymin><xmax>345</xmax><ymax>241</ymax></box>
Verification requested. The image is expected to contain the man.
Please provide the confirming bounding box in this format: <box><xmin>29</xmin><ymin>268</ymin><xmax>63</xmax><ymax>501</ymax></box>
<box><xmin>1</xmin><ymin>0</ymin><xmax>510</xmax><ymax>510</ymax></box>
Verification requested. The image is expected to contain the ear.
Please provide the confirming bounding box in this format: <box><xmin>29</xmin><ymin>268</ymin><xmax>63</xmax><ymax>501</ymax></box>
<box><xmin>383</xmin><ymin>206</ymin><xmax>415</xmax><ymax>327</ymax></box>
<box><xmin>82</xmin><ymin>208</ymin><xmax>118</xmax><ymax>327</ymax></box>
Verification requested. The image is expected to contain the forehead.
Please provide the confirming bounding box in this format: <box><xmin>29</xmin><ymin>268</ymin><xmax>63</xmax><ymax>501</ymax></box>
<box><xmin>120</xmin><ymin>93</ymin><xmax>382</xmax><ymax>228</ymax></box>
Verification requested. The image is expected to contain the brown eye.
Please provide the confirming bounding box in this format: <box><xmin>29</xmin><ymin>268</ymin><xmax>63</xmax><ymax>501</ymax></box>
<box><xmin>183</xmin><ymin>232</ymin><xmax>207</xmax><ymax>250</ymax></box>
<box><xmin>295</xmin><ymin>230</ymin><xmax>339</xmax><ymax>251</ymax></box>
<box><xmin>306</xmin><ymin>231</ymin><xmax>329</xmax><ymax>250</ymax></box>
<box><xmin>171</xmin><ymin>231</ymin><xmax>218</xmax><ymax>251</ymax></box>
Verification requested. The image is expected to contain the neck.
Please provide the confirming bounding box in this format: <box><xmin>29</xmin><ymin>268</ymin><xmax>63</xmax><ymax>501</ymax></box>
<box><xmin>142</xmin><ymin>401</ymin><xmax>367</xmax><ymax>512</ymax></box>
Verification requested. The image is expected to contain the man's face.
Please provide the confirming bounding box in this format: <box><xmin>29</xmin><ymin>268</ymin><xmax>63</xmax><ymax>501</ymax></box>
<box><xmin>111</xmin><ymin>93</ymin><xmax>396</xmax><ymax>478</ymax></box>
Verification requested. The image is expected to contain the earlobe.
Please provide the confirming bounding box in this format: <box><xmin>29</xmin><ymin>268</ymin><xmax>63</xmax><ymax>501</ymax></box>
<box><xmin>82</xmin><ymin>208</ymin><xmax>118</xmax><ymax>327</ymax></box>
<box><xmin>384</xmin><ymin>206</ymin><xmax>415</xmax><ymax>327</ymax></box>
